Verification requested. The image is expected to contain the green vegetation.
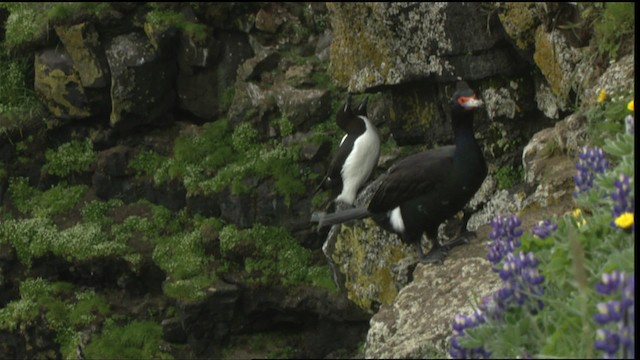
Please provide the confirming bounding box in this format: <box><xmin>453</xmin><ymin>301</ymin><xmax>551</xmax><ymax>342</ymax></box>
<box><xmin>146</xmin><ymin>3</ymin><xmax>208</xmax><ymax>42</ymax></box>
<box><xmin>592</xmin><ymin>2</ymin><xmax>635</xmax><ymax>60</ymax></box>
<box><xmin>495</xmin><ymin>164</ymin><xmax>523</xmax><ymax>190</ymax></box>
<box><xmin>586</xmin><ymin>93</ymin><xmax>633</xmax><ymax>147</ymax></box>
<box><xmin>453</xmin><ymin>109</ymin><xmax>634</xmax><ymax>358</ymax></box>
<box><xmin>8</xmin><ymin>177</ymin><xmax>88</xmax><ymax>218</ymax></box>
<box><xmin>0</xmin><ymin>217</ymin><xmax>129</xmax><ymax>268</ymax></box>
<box><xmin>0</xmin><ymin>278</ymin><xmax>113</xmax><ymax>358</ymax></box>
<box><xmin>0</xmin><ymin>55</ymin><xmax>44</xmax><ymax>123</ymax></box>
<box><xmin>153</xmin><ymin>228</ymin><xmax>217</xmax><ymax>302</ymax></box>
<box><xmin>84</xmin><ymin>319</ymin><xmax>173</xmax><ymax>360</ymax></box>
<box><xmin>221</xmin><ymin>86</ymin><xmax>236</xmax><ymax>113</ymax></box>
<box><xmin>81</xmin><ymin>199</ymin><xmax>124</xmax><ymax>228</ymax></box>
<box><xmin>0</xmin><ymin>3</ymin><xmax>111</xmax><ymax>53</ymax></box>
<box><xmin>130</xmin><ymin>118</ymin><xmax>308</xmax><ymax>206</ymax></box>
<box><xmin>272</xmin><ymin>116</ymin><xmax>294</xmax><ymax>137</ymax></box>
<box><xmin>219</xmin><ymin>224</ymin><xmax>336</xmax><ymax>290</ymax></box>
<box><xmin>43</xmin><ymin>139</ymin><xmax>96</xmax><ymax>178</ymax></box>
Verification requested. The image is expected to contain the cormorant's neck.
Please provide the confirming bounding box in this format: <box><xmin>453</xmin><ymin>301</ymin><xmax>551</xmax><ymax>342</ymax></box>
<box><xmin>452</xmin><ymin>111</ymin><xmax>475</xmax><ymax>141</ymax></box>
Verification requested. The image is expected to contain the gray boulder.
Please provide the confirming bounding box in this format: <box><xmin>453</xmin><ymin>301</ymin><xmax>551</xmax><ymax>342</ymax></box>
<box><xmin>327</xmin><ymin>3</ymin><xmax>522</xmax><ymax>92</ymax></box>
<box><xmin>177</xmin><ymin>32</ymin><xmax>253</xmax><ymax>120</ymax></box>
<box><xmin>105</xmin><ymin>32</ymin><xmax>177</xmax><ymax>129</ymax></box>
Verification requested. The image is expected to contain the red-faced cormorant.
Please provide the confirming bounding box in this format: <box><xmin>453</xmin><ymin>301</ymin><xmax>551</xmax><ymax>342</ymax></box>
<box><xmin>312</xmin><ymin>81</ymin><xmax>486</xmax><ymax>263</ymax></box>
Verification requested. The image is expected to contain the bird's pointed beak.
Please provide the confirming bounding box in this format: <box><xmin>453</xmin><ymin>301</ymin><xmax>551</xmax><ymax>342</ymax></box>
<box><xmin>358</xmin><ymin>96</ymin><xmax>369</xmax><ymax>111</ymax></box>
<box><xmin>462</xmin><ymin>97</ymin><xmax>483</xmax><ymax>109</ymax></box>
<box><xmin>344</xmin><ymin>95</ymin><xmax>352</xmax><ymax>112</ymax></box>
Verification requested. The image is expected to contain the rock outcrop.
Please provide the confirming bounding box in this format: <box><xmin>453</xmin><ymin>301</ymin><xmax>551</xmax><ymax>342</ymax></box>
<box><xmin>328</xmin><ymin>3</ymin><xmax>524</xmax><ymax>92</ymax></box>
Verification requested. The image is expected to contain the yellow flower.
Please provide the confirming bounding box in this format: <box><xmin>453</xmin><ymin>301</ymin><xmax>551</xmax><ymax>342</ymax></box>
<box><xmin>614</xmin><ymin>212</ymin><xmax>634</xmax><ymax>230</ymax></box>
<box><xmin>597</xmin><ymin>89</ymin><xmax>607</xmax><ymax>103</ymax></box>
<box><xmin>628</xmin><ymin>100</ymin><xmax>634</xmax><ymax>112</ymax></box>
<box><xmin>572</xmin><ymin>208</ymin><xmax>587</xmax><ymax>227</ymax></box>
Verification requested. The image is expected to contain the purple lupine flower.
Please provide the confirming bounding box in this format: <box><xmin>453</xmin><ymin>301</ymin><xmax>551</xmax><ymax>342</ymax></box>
<box><xmin>596</xmin><ymin>271</ymin><xmax>626</xmax><ymax>295</ymax></box>
<box><xmin>487</xmin><ymin>215</ymin><xmax>523</xmax><ymax>268</ymax></box>
<box><xmin>478</xmin><ymin>293</ymin><xmax>505</xmax><ymax>321</ymax></box>
<box><xmin>573</xmin><ymin>146</ymin><xmax>609</xmax><ymax>196</ymax></box>
<box><xmin>595</xmin><ymin>329</ymin><xmax>622</xmax><ymax>359</ymax></box>
<box><xmin>610</xmin><ymin>174</ymin><xmax>634</xmax><ymax>230</ymax></box>
<box><xmin>594</xmin><ymin>272</ymin><xmax>635</xmax><ymax>359</ymax></box>
<box><xmin>495</xmin><ymin>251</ymin><xmax>545</xmax><ymax>313</ymax></box>
<box><xmin>449</xmin><ymin>311</ymin><xmax>492</xmax><ymax>359</ymax></box>
<box><xmin>531</xmin><ymin>219</ymin><xmax>558</xmax><ymax>239</ymax></box>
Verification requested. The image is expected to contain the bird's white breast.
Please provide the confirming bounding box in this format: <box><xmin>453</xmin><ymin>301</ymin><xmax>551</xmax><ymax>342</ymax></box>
<box><xmin>336</xmin><ymin>116</ymin><xmax>380</xmax><ymax>205</ymax></box>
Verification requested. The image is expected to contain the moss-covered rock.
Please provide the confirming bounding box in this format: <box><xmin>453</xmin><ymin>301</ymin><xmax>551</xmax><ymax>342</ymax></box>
<box><xmin>54</xmin><ymin>22</ymin><xmax>110</xmax><ymax>88</ymax></box>
<box><xmin>331</xmin><ymin>218</ymin><xmax>414</xmax><ymax>312</ymax></box>
<box><xmin>327</xmin><ymin>3</ymin><xmax>519</xmax><ymax>92</ymax></box>
<box><xmin>533</xmin><ymin>27</ymin><xmax>583</xmax><ymax>104</ymax></box>
<box><xmin>34</xmin><ymin>48</ymin><xmax>92</xmax><ymax>119</ymax></box>
<box><xmin>497</xmin><ymin>2</ymin><xmax>540</xmax><ymax>53</ymax></box>
<box><xmin>323</xmin><ymin>177</ymin><xmax>418</xmax><ymax>313</ymax></box>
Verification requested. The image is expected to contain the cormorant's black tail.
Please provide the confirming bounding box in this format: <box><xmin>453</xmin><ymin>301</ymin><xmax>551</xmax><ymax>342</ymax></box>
<box><xmin>310</xmin><ymin>207</ymin><xmax>370</xmax><ymax>228</ymax></box>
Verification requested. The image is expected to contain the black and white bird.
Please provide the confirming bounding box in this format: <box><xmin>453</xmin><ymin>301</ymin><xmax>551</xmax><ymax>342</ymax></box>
<box><xmin>316</xmin><ymin>95</ymin><xmax>381</xmax><ymax>206</ymax></box>
<box><xmin>312</xmin><ymin>81</ymin><xmax>487</xmax><ymax>263</ymax></box>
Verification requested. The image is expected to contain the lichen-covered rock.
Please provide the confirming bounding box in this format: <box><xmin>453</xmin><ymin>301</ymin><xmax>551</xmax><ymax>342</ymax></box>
<box><xmin>482</xmin><ymin>86</ymin><xmax>518</xmax><ymax>120</ymax></box>
<box><xmin>330</xmin><ymin>218</ymin><xmax>415</xmax><ymax>312</ymax></box>
<box><xmin>364</xmin><ymin>231</ymin><xmax>502</xmax><ymax>358</ymax></box>
<box><xmin>272</xmin><ymin>85</ymin><xmax>331</xmax><ymax>132</ymax></box>
<box><xmin>521</xmin><ymin>113</ymin><xmax>587</xmax><ymax>208</ymax></box>
<box><xmin>34</xmin><ymin>49</ymin><xmax>92</xmax><ymax>119</ymax></box>
<box><xmin>535</xmin><ymin>78</ymin><xmax>569</xmax><ymax>119</ymax></box>
<box><xmin>532</xmin><ymin>27</ymin><xmax>584</xmax><ymax>104</ymax></box>
<box><xmin>327</xmin><ymin>3</ymin><xmax>519</xmax><ymax>92</ymax></box>
<box><xmin>105</xmin><ymin>32</ymin><xmax>177</xmax><ymax>129</ymax></box>
<box><xmin>323</xmin><ymin>176</ymin><xmax>418</xmax><ymax>313</ymax></box>
<box><xmin>54</xmin><ymin>22</ymin><xmax>110</xmax><ymax>88</ymax></box>
<box><xmin>582</xmin><ymin>54</ymin><xmax>635</xmax><ymax>107</ymax></box>
<box><xmin>497</xmin><ymin>3</ymin><xmax>540</xmax><ymax>54</ymax></box>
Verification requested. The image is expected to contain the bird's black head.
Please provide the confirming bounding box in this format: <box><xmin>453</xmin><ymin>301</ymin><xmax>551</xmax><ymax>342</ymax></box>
<box><xmin>336</xmin><ymin>95</ymin><xmax>370</xmax><ymax>134</ymax></box>
<box><xmin>335</xmin><ymin>95</ymin><xmax>354</xmax><ymax>129</ymax></box>
<box><xmin>450</xmin><ymin>81</ymin><xmax>483</xmax><ymax>113</ymax></box>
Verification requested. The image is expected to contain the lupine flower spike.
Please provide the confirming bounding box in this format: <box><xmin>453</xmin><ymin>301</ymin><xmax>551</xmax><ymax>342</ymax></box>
<box><xmin>573</xmin><ymin>146</ymin><xmax>609</xmax><ymax>196</ymax></box>
<box><xmin>531</xmin><ymin>219</ymin><xmax>557</xmax><ymax>239</ymax></box>
<box><xmin>610</xmin><ymin>174</ymin><xmax>634</xmax><ymax>231</ymax></box>
<box><xmin>487</xmin><ymin>215</ymin><xmax>523</xmax><ymax>269</ymax></box>
<box><xmin>496</xmin><ymin>251</ymin><xmax>545</xmax><ymax>313</ymax></box>
<box><xmin>594</xmin><ymin>272</ymin><xmax>635</xmax><ymax>359</ymax></box>
<box><xmin>449</xmin><ymin>311</ymin><xmax>492</xmax><ymax>359</ymax></box>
